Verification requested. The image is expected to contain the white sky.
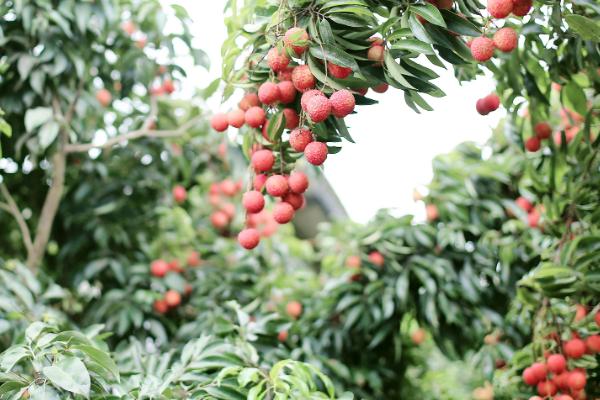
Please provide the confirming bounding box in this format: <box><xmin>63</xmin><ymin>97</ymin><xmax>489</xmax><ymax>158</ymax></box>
<box><xmin>164</xmin><ymin>1</ymin><xmax>502</xmax><ymax>223</ymax></box>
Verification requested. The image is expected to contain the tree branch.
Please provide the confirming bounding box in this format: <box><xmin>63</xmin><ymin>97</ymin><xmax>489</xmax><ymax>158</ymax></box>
<box><xmin>0</xmin><ymin>183</ymin><xmax>33</xmax><ymax>253</ymax></box>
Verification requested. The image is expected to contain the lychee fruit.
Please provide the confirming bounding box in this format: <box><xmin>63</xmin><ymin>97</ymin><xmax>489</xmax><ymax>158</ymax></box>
<box><xmin>368</xmin><ymin>37</ymin><xmax>384</xmax><ymax>47</ymax></box>
<box><xmin>330</xmin><ymin>90</ymin><xmax>356</xmax><ymax>118</ymax></box>
<box><xmin>278</xmin><ymin>67</ymin><xmax>294</xmax><ymax>82</ymax></box>
<box><xmin>277</xmin><ymin>330</ymin><xmax>288</xmax><ymax>342</ymax></box>
<box><xmin>327</xmin><ymin>62</ymin><xmax>352</xmax><ymax>79</ymax></box>
<box><xmin>493</xmin><ymin>27</ymin><xmax>518</xmax><ymax>52</ymax></box>
<box><xmin>426</xmin><ymin>204</ymin><xmax>439</xmax><ymax>221</ymax></box>
<box><xmin>251</xmin><ymin>149</ymin><xmax>275</xmax><ymax>172</ymax></box>
<box><xmin>151</xmin><ymin>259</ymin><xmax>169</xmax><ymax>277</ymax></box>
<box><xmin>153</xmin><ymin>299</ymin><xmax>168</xmax><ymax>314</ymax></box>
<box><xmin>523</xmin><ymin>367</ymin><xmax>538</xmax><ymax>386</ymax></box>
<box><xmin>372</xmin><ymin>83</ymin><xmax>389</xmax><ymax>93</ymax></box>
<box><xmin>286</xmin><ymin>300</ymin><xmax>303</xmax><ymax>318</ymax></box>
<box><xmin>245</xmin><ymin>106</ymin><xmax>266</xmax><ymax>128</ymax></box>
<box><xmin>306</xmin><ymin>95</ymin><xmax>331</xmax><ymax>123</ymax></box>
<box><xmin>301</xmin><ymin>89</ymin><xmax>325</xmax><ymax>111</ymax></box>
<box><xmin>477</xmin><ymin>93</ymin><xmax>500</xmax><ymax>115</ymax></box>
<box><xmin>585</xmin><ymin>335</ymin><xmax>600</xmax><ymax>353</ymax></box>
<box><xmin>283</xmin><ymin>27</ymin><xmax>309</xmax><ymax>55</ymax></box>
<box><xmin>288</xmin><ymin>171</ymin><xmax>309</xmax><ymax>193</ymax></box>
<box><xmin>163</xmin><ymin>79</ymin><xmax>175</xmax><ymax>94</ymax></box>
<box><xmin>536</xmin><ymin>380</ymin><xmax>557</xmax><ymax>397</ymax></box>
<box><xmin>122</xmin><ymin>20</ymin><xmax>136</xmax><ymax>35</ymax></box>
<box><xmin>289</xmin><ymin>128</ymin><xmax>313</xmax><ymax>152</ymax></box>
<box><xmin>187</xmin><ymin>251</ymin><xmax>201</xmax><ymax>267</ymax></box>
<box><xmin>356</xmin><ymin>87</ymin><xmax>368</xmax><ymax>96</ymax></box>
<box><xmin>211</xmin><ymin>211</ymin><xmax>229</xmax><ymax>229</ymax></box>
<box><xmin>368</xmin><ymin>251</ymin><xmax>384</xmax><ymax>266</ymax></box>
<box><xmin>278</xmin><ymin>81</ymin><xmax>297</xmax><ymax>104</ymax></box>
<box><xmin>239</xmin><ymin>93</ymin><xmax>260</xmax><ymax>111</ymax></box>
<box><xmin>528</xmin><ymin>207</ymin><xmax>540</xmax><ymax>228</ymax></box>
<box><xmin>547</xmin><ymin>354</ymin><xmax>566</xmax><ymax>374</ymax></box>
<box><xmin>564</xmin><ymin>338</ymin><xmax>586</xmax><ymax>358</ymax></box>
<box><xmin>258</xmin><ymin>82</ymin><xmax>281</xmax><ymax>105</ymax></box>
<box><xmin>283</xmin><ymin>192</ymin><xmax>304</xmax><ymax>210</ymax></box>
<box><xmin>211</xmin><ymin>113</ymin><xmax>229</xmax><ymax>132</ymax></box>
<box><xmin>411</xmin><ymin>328</ymin><xmax>426</xmax><ymax>345</ymax></box>
<box><xmin>238</xmin><ymin>228</ymin><xmax>260</xmax><ymax>249</ymax></box>
<box><xmin>368</xmin><ymin>45</ymin><xmax>385</xmax><ymax>65</ymax></box>
<box><xmin>346</xmin><ymin>255</ymin><xmax>361</xmax><ymax>268</ymax></box>
<box><xmin>243</xmin><ymin>190</ymin><xmax>265</xmax><ymax>214</ymax></box>
<box><xmin>512</xmin><ymin>0</ymin><xmax>532</xmax><ymax>16</ymax></box>
<box><xmin>567</xmin><ymin>370</ymin><xmax>586</xmax><ymax>391</ymax></box>
<box><xmin>227</xmin><ymin>109</ymin><xmax>246</xmax><ymax>128</ymax></box>
<box><xmin>525</xmin><ymin>136</ymin><xmax>541</xmax><ymax>152</ymax></box>
<box><xmin>220</xmin><ymin>179</ymin><xmax>238</xmax><ymax>196</ymax></box>
<box><xmin>304</xmin><ymin>142</ymin><xmax>328</xmax><ymax>165</ymax></box>
<box><xmin>534</xmin><ymin>122</ymin><xmax>552</xmax><ymax>139</ymax></box>
<box><xmin>292</xmin><ymin>65</ymin><xmax>316</xmax><ymax>92</ymax></box>
<box><xmin>172</xmin><ymin>185</ymin><xmax>187</xmax><ymax>204</ymax></box>
<box><xmin>267</xmin><ymin>47</ymin><xmax>290</xmax><ymax>72</ymax></box>
<box><xmin>436</xmin><ymin>0</ymin><xmax>454</xmax><ymax>9</ymax></box>
<box><xmin>165</xmin><ymin>290</ymin><xmax>181</xmax><ymax>307</ymax></box>
<box><xmin>530</xmin><ymin>362</ymin><xmax>547</xmax><ymax>381</ymax></box>
<box><xmin>96</xmin><ymin>89</ymin><xmax>112</xmax><ymax>107</ymax></box>
<box><xmin>470</xmin><ymin>37</ymin><xmax>495</xmax><ymax>62</ymax></box>
<box><xmin>266</xmin><ymin>175</ymin><xmax>289</xmax><ymax>197</ymax></box>
<box><xmin>516</xmin><ymin>196</ymin><xmax>533</xmax><ymax>212</ymax></box>
<box><xmin>254</xmin><ymin>174</ymin><xmax>268</xmax><ymax>191</ymax></box>
<box><xmin>274</xmin><ymin>202</ymin><xmax>295</xmax><ymax>224</ymax></box>
<box><xmin>487</xmin><ymin>0</ymin><xmax>513</xmax><ymax>18</ymax></box>
<box><xmin>283</xmin><ymin>108</ymin><xmax>300</xmax><ymax>129</ymax></box>
<box><xmin>575</xmin><ymin>304</ymin><xmax>587</xmax><ymax>321</ymax></box>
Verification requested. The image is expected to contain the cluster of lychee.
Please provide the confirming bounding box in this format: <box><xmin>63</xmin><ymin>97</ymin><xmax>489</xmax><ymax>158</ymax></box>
<box><xmin>150</xmin><ymin>252</ymin><xmax>200</xmax><ymax>314</ymax></box>
<box><xmin>344</xmin><ymin>251</ymin><xmax>385</xmax><ymax>282</ymax></box>
<box><xmin>475</xmin><ymin>93</ymin><xmax>501</xmax><ymax>115</ymax></box>
<box><xmin>525</xmin><ymin>121</ymin><xmax>553</xmax><ymax>152</ymax></box>
<box><xmin>121</xmin><ymin>19</ymin><xmax>148</xmax><ymax>49</ymax></box>
<box><xmin>515</xmin><ymin>196</ymin><xmax>542</xmax><ymax>228</ymax></box>
<box><xmin>469</xmin><ymin>0</ymin><xmax>531</xmax><ymax>62</ymax></box>
<box><xmin>522</xmin><ymin>306</ymin><xmax>600</xmax><ymax>400</ymax></box>
<box><xmin>208</xmin><ymin>179</ymin><xmax>243</xmax><ymax>231</ymax></box>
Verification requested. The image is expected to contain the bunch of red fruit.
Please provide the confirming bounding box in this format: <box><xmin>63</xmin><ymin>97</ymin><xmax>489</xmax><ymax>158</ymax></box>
<box><xmin>469</xmin><ymin>0</ymin><xmax>531</xmax><ymax>62</ymax></box>
<box><xmin>525</xmin><ymin>121</ymin><xmax>554</xmax><ymax>152</ymax></box>
<box><xmin>150</xmin><ymin>252</ymin><xmax>200</xmax><ymax>314</ymax></box>
<box><xmin>515</xmin><ymin>196</ymin><xmax>542</xmax><ymax>228</ymax></box>
<box><xmin>208</xmin><ymin>179</ymin><xmax>242</xmax><ymax>231</ymax></box>
<box><xmin>475</xmin><ymin>93</ymin><xmax>501</xmax><ymax>116</ymax></box>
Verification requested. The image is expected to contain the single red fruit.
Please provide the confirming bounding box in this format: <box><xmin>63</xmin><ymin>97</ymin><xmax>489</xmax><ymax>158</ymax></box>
<box><xmin>220</xmin><ymin>179</ymin><xmax>238</xmax><ymax>196</ymax></box>
<box><xmin>211</xmin><ymin>211</ymin><xmax>229</xmax><ymax>229</ymax></box>
<box><xmin>265</xmin><ymin>175</ymin><xmax>289</xmax><ymax>197</ymax></box>
<box><xmin>536</xmin><ymin>380</ymin><xmax>557</xmax><ymax>397</ymax></box>
<box><xmin>239</xmin><ymin>93</ymin><xmax>260</xmax><ymax>111</ymax></box>
<box><xmin>368</xmin><ymin>37</ymin><xmax>384</xmax><ymax>47</ymax></box>
<box><xmin>411</xmin><ymin>328</ymin><xmax>426</xmax><ymax>345</ymax></box>
<box><xmin>530</xmin><ymin>362</ymin><xmax>547</xmax><ymax>381</ymax></box>
<box><xmin>243</xmin><ymin>191</ymin><xmax>265</xmax><ymax>214</ymax></box>
<box><xmin>564</xmin><ymin>338</ymin><xmax>586</xmax><ymax>358</ymax></box>
<box><xmin>547</xmin><ymin>354</ymin><xmax>566</xmax><ymax>374</ymax></box>
<box><xmin>278</xmin><ymin>330</ymin><xmax>289</xmax><ymax>342</ymax></box>
<box><xmin>283</xmin><ymin>192</ymin><xmax>304</xmax><ymax>210</ymax></box>
<box><xmin>258</xmin><ymin>82</ymin><xmax>281</xmax><ymax>105</ymax></box>
<box><xmin>426</xmin><ymin>204</ymin><xmax>439</xmax><ymax>221</ymax></box>
<box><xmin>306</xmin><ymin>95</ymin><xmax>331</xmax><ymax>123</ymax></box>
<box><xmin>330</xmin><ymin>90</ymin><xmax>356</xmax><ymax>118</ymax></box>
<box><xmin>470</xmin><ymin>37</ymin><xmax>495</xmax><ymax>62</ymax></box>
<box><xmin>367</xmin><ymin>45</ymin><xmax>385</xmax><ymax>65</ymax></box>
<box><xmin>253</xmin><ymin>174</ymin><xmax>268</xmax><ymax>191</ymax></box>
<box><xmin>493</xmin><ymin>27</ymin><xmax>518</xmax><ymax>52</ymax></box>
<box><xmin>292</xmin><ymin>65</ymin><xmax>316</xmax><ymax>92</ymax></box>
<box><xmin>327</xmin><ymin>62</ymin><xmax>352</xmax><ymax>79</ymax></box>
<box><xmin>595</xmin><ymin>311</ymin><xmax>600</xmax><ymax>326</ymax></box>
<box><xmin>288</xmin><ymin>171</ymin><xmax>309</xmax><ymax>193</ymax></box>
<box><xmin>96</xmin><ymin>89</ymin><xmax>112</xmax><ymax>107</ymax></box>
<box><xmin>301</xmin><ymin>89</ymin><xmax>325</xmax><ymax>111</ymax></box>
<box><xmin>165</xmin><ymin>290</ymin><xmax>181</xmax><ymax>307</ymax></box>
<box><xmin>512</xmin><ymin>0</ymin><xmax>532</xmax><ymax>16</ymax></box>
<box><xmin>575</xmin><ymin>304</ymin><xmax>587</xmax><ymax>321</ymax></box>
<box><xmin>488</xmin><ymin>0</ymin><xmax>513</xmax><ymax>18</ymax></box>
<box><xmin>163</xmin><ymin>79</ymin><xmax>175</xmax><ymax>94</ymax></box>
<box><xmin>516</xmin><ymin>196</ymin><xmax>533</xmax><ymax>212</ymax></box>
<box><xmin>304</xmin><ymin>142</ymin><xmax>328</xmax><ymax>166</ymax></box>
<box><xmin>286</xmin><ymin>300</ymin><xmax>302</xmax><ymax>318</ymax></box>
<box><xmin>211</xmin><ymin>113</ymin><xmax>229</xmax><ymax>132</ymax></box>
<box><xmin>238</xmin><ymin>228</ymin><xmax>261</xmax><ymax>249</ymax></box>
<box><xmin>553</xmin><ymin>371</ymin><xmax>570</xmax><ymax>390</ymax></box>
<box><xmin>273</xmin><ymin>202</ymin><xmax>295</xmax><ymax>224</ymax></box>
<box><xmin>283</xmin><ymin>108</ymin><xmax>300</xmax><ymax>129</ymax></box>
<box><xmin>585</xmin><ymin>334</ymin><xmax>600</xmax><ymax>353</ymax></box>
<box><xmin>289</xmin><ymin>128</ymin><xmax>313</xmax><ymax>152</ymax></box>
<box><xmin>568</xmin><ymin>370</ymin><xmax>586</xmax><ymax>391</ymax></box>
<box><xmin>534</xmin><ymin>122</ymin><xmax>552</xmax><ymax>139</ymax></box>
<box><xmin>278</xmin><ymin>67</ymin><xmax>294</xmax><ymax>82</ymax></box>
<box><xmin>346</xmin><ymin>255</ymin><xmax>361</xmax><ymax>268</ymax></box>
<box><xmin>151</xmin><ymin>259</ymin><xmax>169</xmax><ymax>277</ymax></box>
<box><xmin>528</xmin><ymin>208</ymin><xmax>540</xmax><ymax>228</ymax></box>
<box><xmin>172</xmin><ymin>185</ymin><xmax>187</xmax><ymax>204</ymax></box>
<box><xmin>476</xmin><ymin>99</ymin><xmax>490</xmax><ymax>115</ymax></box>
<box><xmin>283</xmin><ymin>27</ymin><xmax>309</xmax><ymax>55</ymax></box>
<box><xmin>356</xmin><ymin>87</ymin><xmax>369</xmax><ymax>96</ymax></box>
<box><xmin>251</xmin><ymin>150</ymin><xmax>275</xmax><ymax>173</ymax></box>
<box><xmin>267</xmin><ymin>47</ymin><xmax>290</xmax><ymax>72</ymax></box>
<box><xmin>525</xmin><ymin>137</ymin><xmax>541</xmax><ymax>152</ymax></box>
<box><xmin>372</xmin><ymin>83</ymin><xmax>389</xmax><ymax>93</ymax></box>
<box><xmin>122</xmin><ymin>20</ymin><xmax>136</xmax><ymax>35</ymax></box>
<box><xmin>523</xmin><ymin>367</ymin><xmax>538</xmax><ymax>386</ymax></box>
<box><xmin>278</xmin><ymin>81</ymin><xmax>297</xmax><ymax>104</ymax></box>
<box><xmin>245</xmin><ymin>106</ymin><xmax>266</xmax><ymax>128</ymax></box>
<box><xmin>187</xmin><ymin>251</ymin><xmax>201</xmax><ymax>267</ymax></box>
<box><xmin>228</xmin><ymin>109</ymin><xmax>246</xmax><ymax>128</ymax></box>
<box><xmin>153</xmin><ymin>299</ymin><xmax>168</xmax><ymax>314</ymax></box>
<box><xmin>368</xmin><ymin>251</ymin><xmax>384</xmax><ymax>266</ymax></box>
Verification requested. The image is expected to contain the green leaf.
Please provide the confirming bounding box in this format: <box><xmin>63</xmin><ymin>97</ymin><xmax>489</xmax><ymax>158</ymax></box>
<box><xmin>43</xmin><ymin>357</ymin><xmax>91</xmax><ymax>397</ymax></box>
<box><xmin>309</xmin><ymin>44</ymin><xmax>360</xmax><ymax>72</ymax></box>
<box><xmin>25</xmin><ymin>107</ymin><xmax>53</xmax><ymax>132</ymax></box>
<box><xmin>410</xmin><ymin>4</ymin><xmax>446</xmax><ymax>28</ymax></box>
<box><xmin>562</xmin><ymin>81</ymin><xmax>587</xmax><ymax>116</ymax></box>
<box><xmin>391</xmin><ymin>39</ymin><xmax>433</xmax><ymax>55</ymax></box>
<box><xmin>72</xmin><ymin>344</ymin><xmax>120</xmax><ymax>381</ymax></box>
<box><xmin>565</xmin><ymin>14</ymin><xmax>600</xmax><ymax>41</ymax></box>
<box><xmin>267</xmin><ymin>111</ymin><xmax>286</xmax><ymax>142</ymax></box>
<box><xmin>0</xmin><ymin>346</ymin><xmax>29</xmax><ymax>372</ymax></box>
<box><xmin>384</xmin><ymin>52</ymin><xmax>415</xmax><ymax>89</ymax></box>
<box><xmin>38</xmin><ymin>121</ymin><xmax>60</xmax><ymax>149</ymax></box>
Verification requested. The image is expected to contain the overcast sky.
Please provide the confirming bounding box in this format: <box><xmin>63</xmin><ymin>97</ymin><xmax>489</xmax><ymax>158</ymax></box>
<box><xmin>164</xmin><ymin>0</ymin><xmax>502</xmax><ymax>223</ymax></box>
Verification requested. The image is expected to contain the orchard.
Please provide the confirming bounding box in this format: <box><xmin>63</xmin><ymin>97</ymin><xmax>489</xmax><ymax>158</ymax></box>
<box><xmin>0</xmin><ymin>0</ymin><xmax>598</xmax><ymax>399</ymax></box>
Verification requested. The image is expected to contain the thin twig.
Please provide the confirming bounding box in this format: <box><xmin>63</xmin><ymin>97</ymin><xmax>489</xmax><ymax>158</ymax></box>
<box><xmin>0</xmin><ymin>183</ymin><xmax>33</xmax><ymax>253</ymax></box>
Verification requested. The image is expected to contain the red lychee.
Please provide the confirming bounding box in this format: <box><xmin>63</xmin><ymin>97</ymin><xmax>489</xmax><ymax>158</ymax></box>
<box><xmin>251</xmin><ymin>149</ymin><xmax>275</xmax><ymax>172</ymax></box>
<box><xmin>523</xmin><ymin>367</ymin><xmax>538</xmax><ymax>386</ymax></box>
<box><xmin>278</xmin><ymin>66</ymin><xmax>294</xmax><ymax>81</ymax></box>
<box><xmin>536</xmin><ymin>380</ymin><xmax>557</xmax><ymax>397</ymax></box>
<box><xmin>483</xmin><ymin>94</ymin><xmax>500</xmax><ymax>111</ymax></box>
<box><xmin>96</xmin><ymin>89</ymin><xmax>112</xmax><ymax>107</ymax></box>
<box><xmin>368</xmin><ymin>37</ymin><xmax>384</xmax><ymax>47</ymax></box>
<box><xmin>288</xmin><ymin>171</ymin><xmax>309</xmax><ymax>193</ymax></box>
<box><xmin>245</xmin><ymin>106</ymin><xmax>266</xmax><ymax>128</ymax></box>
<box><xmin>274</xmin><ymin>202</ymin><xmax>295</xmax><ymax>224</ymax></box>
<box><xmin>525</xmin><ymin>137</ymin><xmax>541</xmax><ymax>152</ymax></box>
<box><xmin>243</xmin><ymin>190</ymin><xmax>265</xmax><ymax>214</ymax></box>
<box><xmin>530</xmin><ymin>362</ymin><xmax>547</xmax><ymax>381</ymax></box>
<box><xmin>564</xmin><ymin>338</ymin><xmax>586</xmax><ymax>358</ymax></box>
<box><xmin>238</xmin><ymin>228</ymin><xmax>260</xmax><ymax>249</ymax></box>
<box><xmin>228</xmin><ymin>109</ymin><xmax>246</xmax><ymax>128</ymax></box>
<box><xmin>327</xmin><ymin>62</ymin><xmax>352</xmax><ymax>79</ymax></box>
<box><xmin>211</xmin><ymin>113</ymin><xmax>229</xmax><ymax>132</ymax></box>
<box><xmin>568</xmin><ymin>370</ymin><xmax>586</xmax><ymax>391</ymax></box>
<box><xmin>286</xmin><ymin>300</ymin><xmax>303</xmax><ymax>318</ymax></box>
<box><xmin>516</xmin><ymin>196</ymin><xmax>533</xmax><ymax>212</ymax></box>
<box><xmin>470</xmin><ymin>37</ymin><xmax>495</xmax><ymax>62</ymax></box>
<box><xmin>278</xmin><ymin>81</ymin><xmax>297</xmax><ymax>104</ymax></box>
<box><xmin>304</xmin><ymin>142</ymin><xmax>328</xmax><ymax>165</ymax></box>
<box><xmin>528</xmin><ymin>208</ymin><xmax>540</xmax><ymax>228</ymax></box>
<box><xmin>368</xmin><ymin>45</ymin><xmax>385</xmax><ymax>65</ymax></box>
<box><xmin>253</xmin><ymin>174</ymin><xmax>268</xmax><ymax>191</ymax></box>
<box><xmin>151</xmin><ymin>259</ymin><xmax>169</xmax><ymax>277</ymax></box>
<box><xmin>292</xmin><ymin>65</ymin><xmax>316</xmax><ymax>92</ymax></box>
<box><xmin>493</xmin><ymin>27</ymin><xmax>518</xmax><ymax>52</ymax></box>
<box><xmin>283</xmin><ymin>192</ymin><xmax>304</xmax><ymax>210</ymax></box>
<box><xmin>512</xmin><ymin>0</ymin><xmax>532</xmax><ymax>16</ymax></box>
<box><xmin>122</xmin><ymin>20</ymin><xmax>136</xmax><ymax>35</ymax></box>
<box><xmin>575</xmin><ymin>304</ymin><xmax>587</xmax><ymax>321</ymax></box>
<box><xmin>426</xmin><ymin>204</ymin><xmax>439</xmax><ymax>221</ymax></box>
<box><xmin>172</xmin><ymin>185</ymin><xmax>187</xmax><ymax>204</ymax></box>
<box><xmin>283</xmin><ymin>108</ymin><xmax>300</xmax><ymax>129</ymax></box>
<box><xmin>267</xmin><ymin>47</ymin><xmax>290</xmax><ymax>72</ymax></box>
<box><xmin>411</xmin><ymin>328</ymin><xmax>426</xmax><ymax>345</ymax></box>
<box><xmin>153</xmin><ymin>299</ymin><xmax>168</xmax><ymax>314</ymax></box>
<box><xmin>258</xmin><ymin>82</ymin><xmax>281</xmax><ymax>105</ymax></box>
<box><xmin>346</xmin><ymin>255</ymin><xmax>361</xmax><ymax>268</ymax></box>
<box><xmin>266</xmin><ymin>175</ymin><xmax>289</xmax><ymax>197</ymax></box>
<box><xmin>187</xmin><ymin>251</ymin><xmax>201</xmax><ymax>267</ymax></box>
<box><xmin>211</xmin><ymin>211</ymin><xmax>229</xmax><ymax>229</ymax></box>
<box><xmin>372</xmin><ymin>83</ymin><xmax>389</xmax><ymax>93</ymax></box>
<box><xmin>547</xmin><ymin>354</ymin><xmax>566</xmax><ymax>374</ymax></box>
<box><xmin>239</xmin><ymin>93</ymin><xmax>260</xmax><ymax>111</ymax></box>
<box><xmin>436</xmin><ymin>0</ymin><xmax>454</xmax><ymax>9</ymax></box>
<box><xmin>277</xmin><ymin>330</ymin><xmax>288</xmax><ymax>342</ymax></box>
<box><xmin>283</xmin><ymin>27</ymin><xmax>309</xmax><ymax>55</ymax></box>
<box><xmin>163</xmin><ymin>79</ymin><xmax>175</xmax><ymax>94</ymax></box>
<box><xmin>306</xmin><ymin>95</ymin><xmax>331</xmax><ymax>123</ymax></box>
<box><xmin>301</xmin><ymin>89</ymin><xmax>325</xmax><ymax>111</ymax></box>
<box><xmin>165</xmin><ymin>290</ymin><xmax>181</xmax><ymax>307</ymax></box>
<box><xmin>488</xmin><ymin>0</ymin><xmax>513</xmax><ymax>18</ymax></box>
<box><xmin>220</xmin><ymin>179</ymin><xmax>238</xmax><ymax>196</ymax></box>
<box><xmin>330</xmin><ymin>90</ymin><xmax>356</xmax><ymax>118</ymax></box>
<box><xmin>585</xmin><ymin>335</ymin><xmax>600</xmax><ymax>353</ymax></box>
<box><xmin>289</xmin><ymin>128</ymin><xmax>313</xmax><ymax>152</ymax></box>
<box><xmin>534</xmin><ymin>122</ymin><xmax>552</xmax><ymax>139</ymax></box>
<box><xmin>368</xmin><ymin>251</ymin><xmax>384</xmax><ymax>266</ymax></box>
